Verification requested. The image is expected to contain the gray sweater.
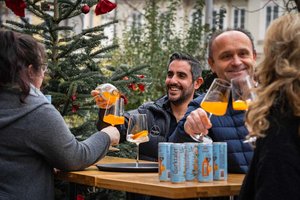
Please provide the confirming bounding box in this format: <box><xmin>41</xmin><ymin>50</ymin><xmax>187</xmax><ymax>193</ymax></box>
<box><xmin>0</xmin><ymin>86</ymin><xmax>110</xmax><ymax>200</ymax></box>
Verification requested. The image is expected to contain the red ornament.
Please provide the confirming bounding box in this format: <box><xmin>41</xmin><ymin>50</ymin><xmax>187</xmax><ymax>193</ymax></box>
<box><xmin>72</xmin><ymin>104</ymin><xmax>80</xmax><ymax>113</ymax></box>
<box><xmin>5</xmin><ymin>0</ymin><xmax>26</xmax><ymax>17</ymax></box>
<box><xmin>81</xmin><ymin>5</ymin><xmax>90</xmax><ymax>14</ymax></box>
<box><xmin>71</xmin><ymin>95</ymin><xmax>77</xmax><ymax>101</ymax></box>
<box><xmin>76</xmin><ymin>194</ymin><xmax>85</xmax><ymax>200</ymax></box>
<box><xmin>137</xmin><ymin>74</ymin><xmax>145</xmax><ymax>79</ymax></box>
<box><xmin>128</xmin><ymin>83</ymin><xmax>137</xmax><ymax>91</ymax></box>
<box><xmin>95</xmin><ymin>0</ymin><xmax>117</xmax><ymax>16</ymax></box>
<box><xmin>137</xmin><ymin>83</ymin><xmax>145</xmax><ymax>92</ymax></box>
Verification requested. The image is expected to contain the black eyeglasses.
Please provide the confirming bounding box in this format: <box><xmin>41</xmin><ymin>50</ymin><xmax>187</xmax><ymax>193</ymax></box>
<box><xmin>41</xmin><ymin>63</ymin><xmax>48</xmax><ymax>73</ymax></box>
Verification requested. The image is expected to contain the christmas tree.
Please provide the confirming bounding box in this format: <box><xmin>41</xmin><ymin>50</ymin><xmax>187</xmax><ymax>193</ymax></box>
<box><xmin>0</xmin><ymin>0</ymin><xmax>148</xmax><ymax>138</ymax></box>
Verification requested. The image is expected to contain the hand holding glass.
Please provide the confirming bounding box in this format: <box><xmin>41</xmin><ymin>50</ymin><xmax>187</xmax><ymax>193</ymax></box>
<box><xmin>126</xmin><ymin>114</ymin><xmax>149</xmax><ymax>167</ymax></box>
<box><xmin>190</xmin><ymin>78</ymin><xmax>231</xmax><ymax>143</ymax></box>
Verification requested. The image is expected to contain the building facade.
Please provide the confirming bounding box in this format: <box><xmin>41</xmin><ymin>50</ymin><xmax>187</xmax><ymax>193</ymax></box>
<box><xmin>0</xmin><ymin>0</ymin><xmax>295</xmax><ymax>60</ymax></box>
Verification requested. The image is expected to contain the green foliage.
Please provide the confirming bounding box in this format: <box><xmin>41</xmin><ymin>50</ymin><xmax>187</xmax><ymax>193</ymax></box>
<box><xmin>111</xmin><ymin>0</ymin><xmax>211</xmax><ymax>109</ymax></box>
<box><xmin>1</xmin><ymin>0</ymin><xmax>149</xmax><ymax>135</ymax></box>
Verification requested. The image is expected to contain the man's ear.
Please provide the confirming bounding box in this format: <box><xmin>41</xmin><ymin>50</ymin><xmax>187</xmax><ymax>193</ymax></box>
<box><xmin>194</xmin><ymin>77</ymin><xmax>203</xmax><ymax>90</ymax></box>
<box><xmin>208</xmin><ymin>58</ymin><xmax>215</xmax><ymax>73</ymax></box>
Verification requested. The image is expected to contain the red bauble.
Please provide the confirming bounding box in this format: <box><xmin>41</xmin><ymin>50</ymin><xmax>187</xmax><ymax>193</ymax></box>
<box><xmin>81</xmin><ymin>5</ymin><xmax>90</xmax><ymax>14</ymax></box>
<box><xmin>95</xmin><ymin>0</ymin><xmax>117</xmax><ymax>15</ymax></box>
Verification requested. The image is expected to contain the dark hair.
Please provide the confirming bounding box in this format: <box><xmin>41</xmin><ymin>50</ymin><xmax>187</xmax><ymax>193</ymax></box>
<box><xmin>168</xmin><ymin>52</ymin><xmax>202</xmax><ymax>81</ymax></box>
<box><xmin>207</xmin><ymin>28</ymin><xmax>256</xmax><ymax>59</ymax></box>
<box><xmin>0</xmin><ymin>29</ymin><xmax>46</xmax><ymax>100</ymax></box>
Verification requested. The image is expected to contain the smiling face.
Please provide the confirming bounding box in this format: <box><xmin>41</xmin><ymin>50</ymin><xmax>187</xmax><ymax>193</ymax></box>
<box><xmin>208</xmin><ymin>30</ymin><xmax>256</xmax><ymax>82</ymax></box>
<box><xmin>165</xmin><ymin>60</ymin><xmax>200</xmax><ymax>105</ymax></box>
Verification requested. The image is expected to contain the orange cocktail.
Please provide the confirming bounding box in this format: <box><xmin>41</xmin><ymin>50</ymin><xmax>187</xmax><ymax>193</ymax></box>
<box><xmin>127</xmin><ymin>130</ymin><xmax>149</xmax><ymax>144</ymax></box>
<box><xmin>103</xmin><ymin>114</ymin><xmax>125</xmax><ymax>126</ymax></box>
<box><xmin>201</xmin><ymin>101</ymin><xmax>228</xmax><ymax>116</ymax></box>
<box><xmin>232</xmin><ymin>100</ymin><xmax>248</xmax><ymax>110</ymax></box>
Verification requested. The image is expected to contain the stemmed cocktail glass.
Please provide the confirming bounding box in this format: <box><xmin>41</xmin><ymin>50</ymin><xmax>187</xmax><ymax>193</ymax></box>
<box><xmin>126</xmin><ymin>114</ymin><xmax>149</xmax><ymax>167</ymax></box>
<box><xmin>231</xmin><ymin>75</ymin><xmax>256</xmax><ymax>111</ymax></box>
<box><xmin>103</xmin><ymin>97</ymin><xmax>125</xmax><ymax>151</ymax></box>
<box><xmin>103</xmin><ymin>97</ymin><xmax>125</xmax><ymax>126</ymax></box>
<box><xmin>231</xmin><ymin>75</ymin><xmax>257</xmax><ymax>144</ymax></box>
<box><xmin>190</xmin><ymin>78</ymin><xmax>231</xmax><ymax>143</ymax></box>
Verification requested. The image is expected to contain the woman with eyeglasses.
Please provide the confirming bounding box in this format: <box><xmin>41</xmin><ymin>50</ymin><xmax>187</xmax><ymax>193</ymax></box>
<box><xmin>0</xmin><ymin>30</ymin><xmax>120</xmax><ymax>200</ymax></box>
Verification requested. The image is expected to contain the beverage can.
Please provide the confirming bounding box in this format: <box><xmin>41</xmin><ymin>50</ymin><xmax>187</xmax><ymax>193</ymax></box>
<box><xmin>158</xmin><ymin>142</ymin><xmax>172</xmax><ymax>181</ymax></box>
<box><xmin>185</xmin><ymin>143</ymin><xmax>198</xmax><ymax>181</ymax></box>
<box><xmin>170</xmin><ymin>143</ymin><xmax>185</xmax><ymax>183</ymax></box>
<box><xmin>213</xmin><ymin>142</ymin><xmax>227</xmax><ymax>181</ymax></box>
<box><xmin>197</xmin><ymin>143</ymin><xmax>213</xmax><ymax>182</ymax></box>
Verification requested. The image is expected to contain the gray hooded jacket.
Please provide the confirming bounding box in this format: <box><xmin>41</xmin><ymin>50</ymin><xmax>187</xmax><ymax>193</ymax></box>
<box><xmin>0</xmin><ymin>86</ymin><xmax>110</xmax><ymax>200</ymax></box>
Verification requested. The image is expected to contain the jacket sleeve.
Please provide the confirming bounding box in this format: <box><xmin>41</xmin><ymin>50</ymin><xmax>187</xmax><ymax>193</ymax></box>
<box><xmin>168</xmin><ymin>96</ymin><xmax>203</xmax><ymax>143</ymax></box>
<box><xmin>28</xmin><ymin>105</ymin><xmax>111</xmax><ymax>171</ymax></box>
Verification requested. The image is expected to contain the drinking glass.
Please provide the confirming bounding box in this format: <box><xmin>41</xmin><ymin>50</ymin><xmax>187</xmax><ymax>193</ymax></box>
<box><xmin>231</xmin><ymin>75</ymin><xmax>257</xmax><ymax>144</ymax></box>
<box><xmin>190</xmin><ymin>78</ymin><xmax>231</xmax><ymax>143</ymax></box>
<box><xmin>103</xmin><ymin>97</ymin><xmax>125</xmax><ymax>151</ymax></box>
<box><xmin>231</xmin><ymin>75</ymin><xmax>256</xmax><ymax>111</ymax></box>
<box><xmin>126</xmin><ymin>114</ymin><xmax>149</xmax><ymax>167</ymax></box>
<box><xmin>103</xmin><ymin>97</ymin><xmax>125</xmax><ymax>126</ymax></box>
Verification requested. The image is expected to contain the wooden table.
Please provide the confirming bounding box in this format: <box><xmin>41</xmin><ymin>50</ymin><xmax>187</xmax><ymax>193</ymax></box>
<box><xmin>55</xmin><ymin>156</ymin><xmax>245</xmax><ymax>199</ymax></box>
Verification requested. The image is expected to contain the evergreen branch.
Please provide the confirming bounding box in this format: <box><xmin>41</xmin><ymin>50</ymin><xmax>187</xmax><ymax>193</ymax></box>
<box><xmin>90</xmin><ymin>44</ymin><xmax>119</xmax><ymax>57</ymax></box>
<box><xmin>26</xmin><ymin>0</ymin><xmax>52</xmax><ymax>19</ymax></box>
<box><xmin>111</xmin><ymin>65</ymin><xmax>149</xmax><ymax>81</ymax></box>
<box><xmin>59</xmin><ymin>0</ymin><xmax>81</xmax><ymax>22</ymax></box>
<box><xmin>68</xmin><ymin>72</ymin><xmax>103</xmax><ymax>82</ymax></box>
<box><xmin>49</xmin><ymin>25</ymin><xmax>74</xmax><ymax>32</ymax></box>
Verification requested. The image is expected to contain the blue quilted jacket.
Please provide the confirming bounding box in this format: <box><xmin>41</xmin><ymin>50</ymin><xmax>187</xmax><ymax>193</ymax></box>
<box><xmin>169</xmin><ymin>94</ymin><xmax>254</xmax><ymax>174</ymax></box>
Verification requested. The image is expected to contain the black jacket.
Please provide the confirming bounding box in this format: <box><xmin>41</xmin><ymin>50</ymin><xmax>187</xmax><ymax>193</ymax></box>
<box><xmin>239</xmin><ymin>100</ymin><xmax>300</xmax><ymax>200</ymax></box>
<box><xmin>97</xmin><ymin>94</ymin><xmax>199</xmax><ymax>161</ymax></box>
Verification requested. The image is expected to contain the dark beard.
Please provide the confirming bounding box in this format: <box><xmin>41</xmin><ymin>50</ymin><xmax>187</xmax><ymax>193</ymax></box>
<box><xmin>168</xmin><ymin>92</ymin><xmax>192</xmax><ymax>106</ymax></box>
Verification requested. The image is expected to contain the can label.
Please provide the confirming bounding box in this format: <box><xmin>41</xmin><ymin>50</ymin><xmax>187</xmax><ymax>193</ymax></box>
<box><xmin>213</xmin><ymin>142</ymin><xmax>227</xmax><ymax>181</ymax></box>
<box><xmin>185</xmin><ymin>143</ymin><xmax>198</xmax><ymax>181</ymax></box>
<box><xmin>197</xmin><ymin>143</ymin><xmax>213</xmax><ymax>182</ymax></box>
<box><xmin>158</xmin><ymin>142</ymin><xmax>172</xmax><ymax>181</ymax></box>
<box><xmin>170</xmin><ymin>143</ymin><xmax>185</xmax><ymax>183</ymax></box>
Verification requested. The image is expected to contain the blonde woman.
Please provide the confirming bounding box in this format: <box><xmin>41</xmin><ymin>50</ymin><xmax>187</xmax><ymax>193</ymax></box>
<box><xmin>239</xmin><ymin>13</ymin><xmax>300</xmax><ymax>200</ymax></box>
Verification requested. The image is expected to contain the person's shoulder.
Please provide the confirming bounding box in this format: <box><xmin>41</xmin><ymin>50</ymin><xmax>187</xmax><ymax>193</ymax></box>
<box><xmin>139</xmin><ymin>95</ymin><xmax>167</xmax><ymax>108</ymax></box>
<box><xmin>191</xmin><ymin>93</ymin><xmax>205</xmax><ymax>104</ymax></box>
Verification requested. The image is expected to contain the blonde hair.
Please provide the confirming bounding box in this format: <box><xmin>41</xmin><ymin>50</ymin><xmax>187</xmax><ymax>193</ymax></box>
<box><xmin>246</xmin><ymin>13</ymin><xmax>300</xmax><ymax>137</ymax></box>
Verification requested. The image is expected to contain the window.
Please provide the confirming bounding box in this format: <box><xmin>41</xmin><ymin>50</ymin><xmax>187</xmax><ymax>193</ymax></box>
<box><xmin>132</xmin><ymin>12</ymin><xmax>142</xmax><ymax>29</ymax></box>
<box><xmin>266</xmin><ymin>5</ymin><xmax>279</xmax><ymax>28</ymax></box>
<box><xmin>233</xmin><ymin>8</ymin><xmax>245</xmax><ymax>29</ymax></box>
<box><xmin>212</xmin><ymin>9</ymin><xmax>225</xmax><ymax>30</ymax></box>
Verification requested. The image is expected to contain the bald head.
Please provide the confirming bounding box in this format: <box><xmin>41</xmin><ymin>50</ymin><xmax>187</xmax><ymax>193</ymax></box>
<box><xmin>208</xmin><ymin>28</ymin><xmax>256</xmax><ymax>60</ymax></box>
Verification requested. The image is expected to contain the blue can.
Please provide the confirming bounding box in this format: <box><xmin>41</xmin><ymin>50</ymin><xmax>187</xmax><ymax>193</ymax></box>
<box><xmin>158</xmin><ymin>142</ymin><xmax>172</xmax><ymax>181</ymax></box>
<box><xmin>185</xmin><ymin>143</ymin><xmax>198</xmax><ymax>181</ymax></box>
<box><xmin>197</xmin><ymin>143</ymin><xmax>213</xmax><ymax>182</ymax></box>
<box><xmin>213</xmin><ymin>142</ymin><xmax>227</xmax><ymax>181</ymax></box>
<box><xmin>170</xmin><ymin>143</ymin><xmax>185</xmax><ymax>183</ymax></box>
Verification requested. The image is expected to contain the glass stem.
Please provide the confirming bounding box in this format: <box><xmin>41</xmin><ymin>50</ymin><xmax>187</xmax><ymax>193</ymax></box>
<box><xmin>136</xmin><ymin>143</ymin><xmax>139</xmax><ymax>167</ymax></box>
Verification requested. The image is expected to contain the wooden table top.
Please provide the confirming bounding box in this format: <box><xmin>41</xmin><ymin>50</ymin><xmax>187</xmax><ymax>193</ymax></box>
<box><xmin>55</xmin><ymin>156</ymin><xmax>245</xmax><ymax>199</ymax></box>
